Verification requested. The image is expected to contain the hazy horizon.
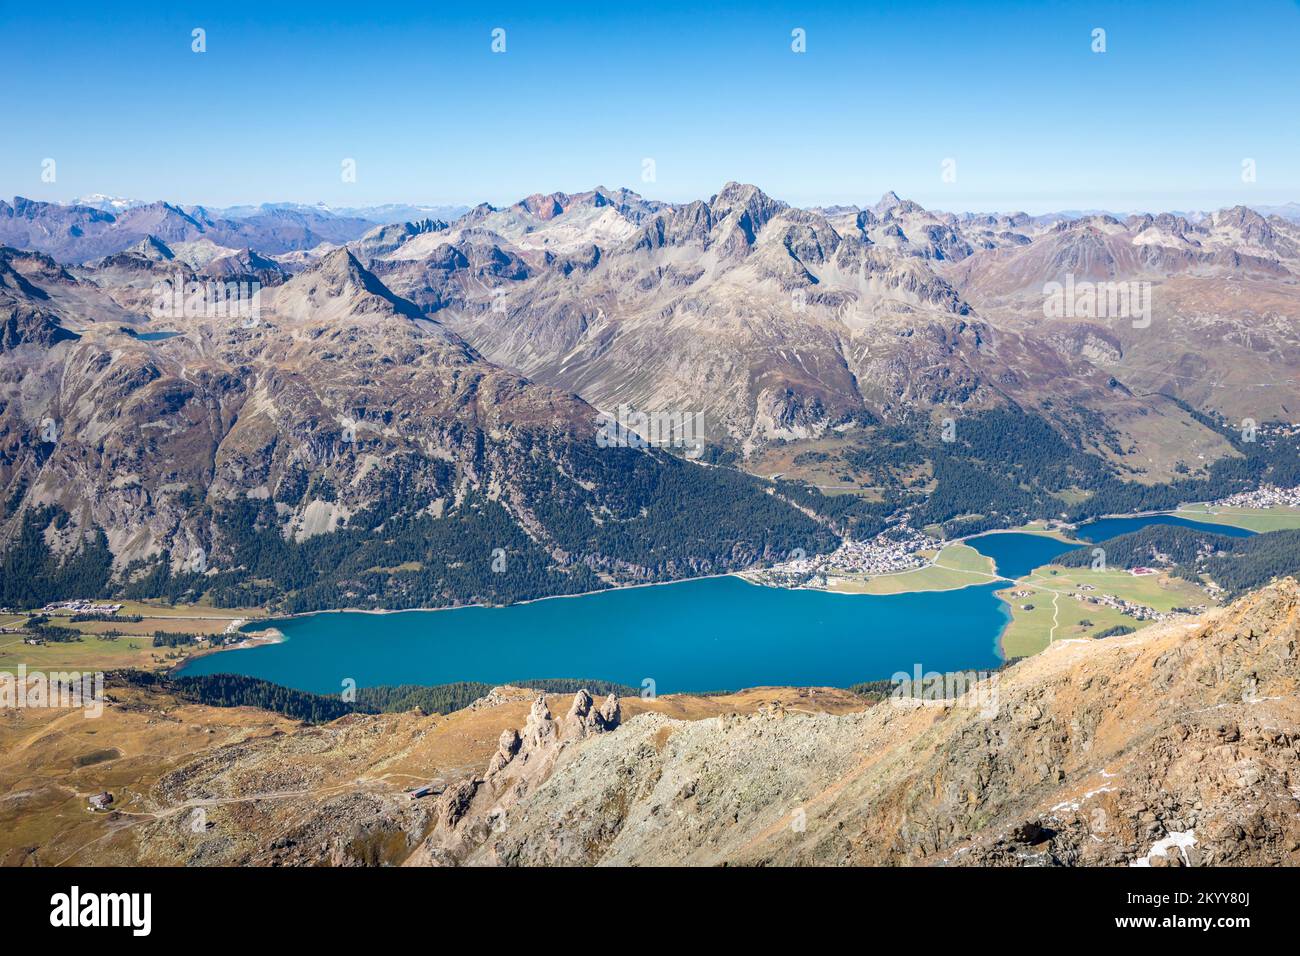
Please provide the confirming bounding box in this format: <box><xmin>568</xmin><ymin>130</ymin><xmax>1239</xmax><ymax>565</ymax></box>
<box><xmin>9</xmin><ymin>184</ymin><xmax>1300</xmax><ymax>220</ymax></box>
<box><xmin>6</xmin><ymin>0</ymin><xmax>1300</xmax><ymax>214</ymax></box>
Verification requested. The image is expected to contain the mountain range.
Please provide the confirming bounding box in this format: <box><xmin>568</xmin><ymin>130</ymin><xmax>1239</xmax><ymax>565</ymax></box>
<box><xmin>0</xmin><ymin>197</ymin><xmax>376</xmax><ymax>262</ymax></box>
<box><xmin>68</xmin><ymin>195</ymin><xmax>470</xmax><ymax>227</ymax></box>
<box><xmin>2</xmin><ymin>183</ymin><xmax>1299</xmax><ymax>610</ymax></box>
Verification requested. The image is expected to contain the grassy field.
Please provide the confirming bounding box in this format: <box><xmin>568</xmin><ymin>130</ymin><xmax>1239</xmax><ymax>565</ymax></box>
<box><xmin>0</xmin><ymin>681</ymin><xmax>868</xmax><ymax>866</ymax></box>
<box><xmin>0</xmin><ymin>683</ymin><xmax>301</xmax><ymax>866</ymax></box>
<box><xmin>997</xmin><ymin>566</ymin><xmax>1214</xmax><ymax>659</ymax></box>
<box><xmin>997</xmin><ymin>587</ymin><xmax>1134</xmax><ymax>659</ymax></box>
<box><xmin>0</xmin><ymin>601</ymin><xmax>265</xmax><ymax>674</ymax></box>
<box><xmin>829</xmin><ymin>543</ymin><xmax>999</xmax><ymax>595</ymax></box>
<box><xmin>1004</xmin><ymin>522</ymin><xmax>1076</xmax><ymax>541</ymax></box>
<box><xmin>0</xmin><ymin>633</ymin><xmax>174</xmax><ymax>672</ymax></box>
<box><xmin>1174</xmin><ymin>504</ymin><xmax>1300</xmax><ymax>532</ymax></box>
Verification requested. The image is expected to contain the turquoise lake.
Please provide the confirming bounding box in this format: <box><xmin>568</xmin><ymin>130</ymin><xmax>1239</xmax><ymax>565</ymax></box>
<box><xmin>966</xmin><ymin>514</ymin><xmax>1257</xmax><ymax>578</ymax></box>
<box><xmin>178</xmin><ymin>576</ymin><xmax>1012</xmax><ymax>694</ymax></box>
<box><xmin>1074</xmin><ymin>513</ymin><xmax>1256</xmax><ymax>542</ymax></box>
<box><xmin>176</xmin><ymin>514</ymin><xmax>1257</xmax><ymax>694</ymax></box>
<box><xmin>964</xmin><ymin>532</ymin><xmax>1078</xmax><ymax>578</ymax></box>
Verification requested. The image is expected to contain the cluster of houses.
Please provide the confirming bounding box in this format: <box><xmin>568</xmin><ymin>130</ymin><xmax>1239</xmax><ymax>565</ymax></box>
<box><xmin>1074</xmin><ymin>591</ymin><xmax>1166</xmax><ymax>622</ymax></box>
<box><xmin>41</xmin><ymin>600</ymin><xmax>124</xmax><ymax>616</ymax></box>
<box><xmin>759</xmin><ymin>525</ymin><xmax>944</xmax><ymax>587</ymax></box>
<box><xmin>1011</xmin><ymin>582</ymin><xmax>1164</xmax><ymax>621</ymax></box>
<box><xmin>1210</xmin><ymin>484</ymin><xmax>1300</xmax><ymax>510</ymax></box>
<box><xmin>1007</xmin><ymin>588</ymin><xmax>1036</xmax><ymax>610</ymax></box>
<box><xmin>820</xmin><ymin>527</ymin><xmax>942</xmax><ymax>575</ymax></box>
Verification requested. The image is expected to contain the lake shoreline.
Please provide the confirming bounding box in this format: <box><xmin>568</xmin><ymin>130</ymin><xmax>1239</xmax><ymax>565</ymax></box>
<box><xmin>239</xmin><ymin>571</ymin><xmax>744</xmax><ymax>627</ymax></box>
<box><xmin>190</xmin><ymin>507</ymin><xmax>1264</xmax><ymax>683</ymax></box>
<box><xmin>231</xmin><ymin>506</ymin><xmax>1266</xmax><ymax>627</ymax></box>
<box><xmin>178</xmin><ymin>575</ymin><xmax>1012</xmax><ymax>694</ymax></box>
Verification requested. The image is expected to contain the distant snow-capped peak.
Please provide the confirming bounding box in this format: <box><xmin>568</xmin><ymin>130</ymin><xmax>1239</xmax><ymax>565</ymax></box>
<box><xmin>73</xmin><ymin>193</ymin><xmax>147</xmax><ymax>212</ymax></box>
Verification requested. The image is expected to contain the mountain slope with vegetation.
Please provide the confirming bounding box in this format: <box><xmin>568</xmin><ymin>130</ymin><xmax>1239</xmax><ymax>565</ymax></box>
<box><xmin>0</xmin><ymin>247</ymin><xmax>835</xmax><ymax>611</ymax></box>
<box><xmin>3</xmin><ymin>185</ymin><xmax>1299</xmax><ymax>613</ymax></box>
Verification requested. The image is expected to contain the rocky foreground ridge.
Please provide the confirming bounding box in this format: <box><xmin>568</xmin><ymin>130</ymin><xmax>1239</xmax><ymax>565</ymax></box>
<box><xmin>407</xmin><ymin>578</ymin><xmax>1300</xmax><ymax>866</ymax></box>
<box><xmin>3</xmin><ymin>580</ymin><xmax>1298</xmax><ymax>867</ymax></box>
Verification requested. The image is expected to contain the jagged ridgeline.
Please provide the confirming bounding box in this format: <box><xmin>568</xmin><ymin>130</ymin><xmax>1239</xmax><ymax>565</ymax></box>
<box><xmin>109</xmin><ymin>671</ymin><xmax>638</xmax><ymax>723</ymax></box>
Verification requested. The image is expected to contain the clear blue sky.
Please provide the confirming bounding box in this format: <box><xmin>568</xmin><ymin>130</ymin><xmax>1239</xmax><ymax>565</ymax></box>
<box><xmin>5</xmin><ymin>0</ymin><xmax>1299</xmax><ymax>213</ymax></box>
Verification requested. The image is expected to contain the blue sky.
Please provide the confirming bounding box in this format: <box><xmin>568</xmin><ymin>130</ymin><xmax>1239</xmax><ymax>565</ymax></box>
<box><xmin>5</xmin><ymin>0</ymin><xmax>1300</xmax><ymax>213</ymax></box>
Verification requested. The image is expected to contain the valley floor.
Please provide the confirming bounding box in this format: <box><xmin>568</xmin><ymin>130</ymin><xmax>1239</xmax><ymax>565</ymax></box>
<box><xmin>0</xmin><ymin>601</ymin><xmax>266</xmax><ymax>676</ymax></box>
<box><xmin>4</xmin><ymin>580</ymin><xmax>1298</xmax><ymax>866</ymax></box>
<box><xmin>1173</xmin><ymin>504</ymin><xmax>1300</xmax><ymax>532</ymax></box>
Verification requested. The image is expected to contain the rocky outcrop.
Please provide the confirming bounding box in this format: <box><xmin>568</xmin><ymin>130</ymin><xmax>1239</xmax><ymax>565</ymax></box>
<box><xmin>415</xmin><ymin>580</ymin><xmax>1300</xmax><ymax>867</ymax></box>
<box><xmin>485</xmin><ymin>729</ymin><xmax>520</xmax><ymax>775</ymax></box>
<box><xmin>563</xmin><ymin>689</ymin><xmax>620</xmax><ymax>739</ymax></box>
<box><xmin>408</xmin><ymin>689</ymin><xmax>622</xmax><ymax>865</ymax></box>
<box><xmin>9</xmin><ymin>585</ymin><xmax>1299</xmax><ymax>868</ymax></box>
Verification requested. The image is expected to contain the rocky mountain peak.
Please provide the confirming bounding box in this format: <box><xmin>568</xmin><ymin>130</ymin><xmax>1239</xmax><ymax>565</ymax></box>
<box><xmin>516</xmin><ymin>191</ymin><xmax>570</xmax><ymax>220</ymax></box>
<box><xmin>707</xmin><ymin>182</ymin><xmax>786</xmax><ymax>253</ymax></box>
<box><xmin>314</xmin><ymin>246</ymin><xmax>370</xmax><ymax>281</ymax></box>
<box><xmin>1217</xmin><ymin>204</ymin><xmax>1267</xmax><ymax>228</ymax></box>
<box><xmin>872</xmin><ymin>190</ymin><xmax>903</xmax><ymax>215</ymax></box>
<box><xmin>282</xmin><ymin>247</ymin><xmax>423</xmax><ymax>318</ymax></box>
<box><xmin>711</xmin><ymin>181</ymin><xmax>784</xmax><ymax>219</ymax></box>
<box><xmin>464</xmin><ymin>202</ymin><xmax>499</xmax><ymax>222</ymax></box>
<box><xmin>128</xmin><ymin>235</ymin><xmax>176</xmax><ymax>261</ymax></box>
<box><xmin>1213</xmin><ymin>205</ymin><xmax>1285</xmax><ymax>251</ymax></box>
